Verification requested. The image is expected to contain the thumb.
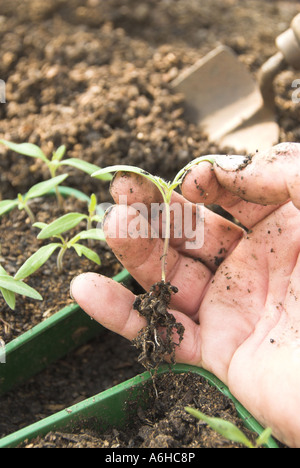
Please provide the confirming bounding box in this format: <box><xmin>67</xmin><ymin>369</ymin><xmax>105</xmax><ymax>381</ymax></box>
<box><xmin>214</xmin><ymin>143</ymin><xmax>300</xmax><ymax>209</ymax></box>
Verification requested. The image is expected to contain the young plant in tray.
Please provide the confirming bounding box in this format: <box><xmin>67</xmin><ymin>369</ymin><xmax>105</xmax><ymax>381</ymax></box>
<box><xmin>92</xmin><ymin>156</ymin><xmax>216</xmax><ymax>372</ymax></box>
<box><xmin>0</xmin><ymin>195</ymin><xmax>103</xmax><ymax>310</ymax></box>
<box><xmin>86</xmin><ymin>193</ymin><xmax>103</xmax><ymax>230</ymax></box>
<box><xmin>0</xmin><ymin>264</ymin><xmax>42</xmax><ymax>310</ymax></box>
<box><xmin>0</xmin><ymin>174</ymin><xmax>68</xmax><ymax>223</ymax></box>
<box><xmin>14</xmin><ymin>210</ymin><xmax>105</xmax><ymax>279</ymax></box>
<box><xmin>0</xmin><ymin>139</ymin><xmax>112</xmax><ymax>206</ymax></box>
<box><xmin>185</xmin><ymin>407</ymin><xmax>272</xmax><ymax>448</ymax></box>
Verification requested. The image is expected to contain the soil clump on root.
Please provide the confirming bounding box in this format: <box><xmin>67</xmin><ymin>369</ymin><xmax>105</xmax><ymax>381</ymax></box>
<box><xmin>132</xmin><ymin>281</ymin><xmax>184</xmax><ymax>371</ymax></box>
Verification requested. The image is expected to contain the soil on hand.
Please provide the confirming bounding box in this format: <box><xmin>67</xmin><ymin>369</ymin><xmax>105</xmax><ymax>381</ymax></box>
<box><xmin>132</xmin><ymin>281</ymin><xmax>184</xmax><ymax>371</ymax></box>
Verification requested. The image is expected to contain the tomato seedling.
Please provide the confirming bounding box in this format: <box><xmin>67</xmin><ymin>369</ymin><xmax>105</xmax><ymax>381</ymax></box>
<box><xmin>185</xmin><ymin>407</ymin><xmax>272</xmax><ymax>448</ymax></box>
<box><xmin>0</xmin><ymin>175</ymin><xmax>68</xmax><ymax>223</ymax></box>
<box><xmin>0</xmin><ymin>264</ymin><xmax>42</xmax><ymax>310</ymax></box>
<box><xmin>0</xmin><ymin>140</ymin><xmax>112</xmax><ymax>206</ymax></box>
<box><xmin>92</xmin><ymin>155</ymin><xmax>215</xmax><ymax>282</ymax></box>
<box><xmin>14</xmin><ymin>212</ymin><xmax>105</xmax><ymax>277</ymax></box>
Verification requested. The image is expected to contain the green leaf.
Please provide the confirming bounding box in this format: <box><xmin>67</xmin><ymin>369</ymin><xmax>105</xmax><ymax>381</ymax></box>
<box><xmin>185</xmin><ymin>407</ymin><xmax>253</xmax><ymax>448</ymax></box>
<box><xmin>91</xmin><ymin>214</ymin><xmax>103</xmax><ymax>223</ymax></box>
<box><xmin>68</xmin><ymin>229</ymin><xmax>105</xmax><ymax>245</ymax></box>
<box><xmin>92</xmin><ymin>165</ymin><xmax>167</xmax><ymax>201</ymax></box>
<box><xmin>52</xmin><ymin>145</ymin><xmax>66</xmax><ymax>161</ymax></box>
<box><xmin>61</xmin><ymin>158</ymin><xmax>112</xmax><ymax>180</ymax></box>
<box><xmin>255</xmin><ymin>427</ymin><xmax>272</xmax><ymax>447</ymax></box>
<box><xmin>0</xmin><ymin>140</ymin><xmax>48</xmax><ymax>162</ymax></box>
<box><xmin>92</xmin><ymin>164</ymin><xmax>151</xmax><ymax>179</ymax></box>
<box><xmin>173</xmin><ymin>155</ymin><xmax>215</xmax><ymax>182</ymax></box>
<box><xmin>24</xmin><ymin>174</ymin><xmax>69</xmax><ymax>201</ymax></box>
<box><xmin>37</xmin><ymin>213</ymin><xmax>88</xmax><ymax>239</ymax></box>
<box><xmin>56</xmin><ymin>186</ymin><xmax>91</xmax><ymax>203</ymax></box>
<box><xmin>32</xmin><ymin>222</ymin><xmax>48</xmax><ymax>230</ymax></box>
<box><xmin>0</xmin><ymin>266</ymin><xmax>16</xmax><ymax>309</ymax></box>
<box><xmin>88</xmin><ymin>194</ymin><xmax>97</xmax><ymax>215</ymax></box>
<box><xmin>72</xmin><ymin>244</ymin><xmax>101</xmax><ymax>265</ymax></box>
<box><xmin>0</xmin><ymin>199</ymin><xmax>18</xmax><ymax>217</ymax></box>
<box><xmin>14</xmin><ymin>244</ymin><xmax>61</xmax><ymax>280</ymax></box>
<box><xmin>0</xmin><ymin>265</ymin><xmax>7</xmax><ymax>276</ymax></box>
<box><xmin>0</xmin><ymin>275</ymin><xmax>42</xmax><ymax>301</ymax></box>
<box><xmin>75</xmin><ymin>229</ymin><xmax>106</xmax><ymax>241</ymax></box>
<box><xmin>0</xmin><ymin>287</ymin><xmax>16</xmax><ymax>309</ymax></box>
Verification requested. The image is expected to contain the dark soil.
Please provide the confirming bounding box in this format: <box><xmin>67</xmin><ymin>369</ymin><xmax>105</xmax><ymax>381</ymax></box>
<box><xmin>0</xmin><ymin>194</ymin><xmax>122</xmax><ymax>343</ymax></box>
<box><xmin>0</xmin><ymin>0</ymin><xmax>298</xmax><ymax>449</ymax></box>
<box><xmin>0</xmin><ymin>330</ymin><xmax>144</xmax><ymax>439</ymax></box>
<box><xmin>1</xmin><ymin>0</ymin><xmax>300</xmax><ymax>201</ymax></box>
<box><xmin>24</xmin><ymin>372</ymin><xmax>263</xmax><ymax>448</ymax></box>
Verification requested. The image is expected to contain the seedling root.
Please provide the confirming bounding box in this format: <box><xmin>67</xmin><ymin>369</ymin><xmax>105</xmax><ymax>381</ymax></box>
<box><xmin>132</xmin><ymin>281</ymin><xmax>185</xmax><ymax>373</ymax></box>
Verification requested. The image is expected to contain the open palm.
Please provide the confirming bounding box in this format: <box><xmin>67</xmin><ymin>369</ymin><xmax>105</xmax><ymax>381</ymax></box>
<box><xmin>72</xmin><ymin>143</ymin><xmax>300</xmax><ymax>447</ymax></box>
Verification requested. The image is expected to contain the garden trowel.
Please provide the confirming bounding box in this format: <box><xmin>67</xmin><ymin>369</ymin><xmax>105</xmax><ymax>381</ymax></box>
<box><xmin>171</xmin><ymin>13</ymin><xmax>300</xmax><ymax>153</ymax></box>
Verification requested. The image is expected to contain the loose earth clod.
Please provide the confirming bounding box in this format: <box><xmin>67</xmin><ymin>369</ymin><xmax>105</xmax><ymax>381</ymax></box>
<box><xmin>132</xmin><ymin>281</ymin><xmax>185</xmax><ymax>372</ymax></box>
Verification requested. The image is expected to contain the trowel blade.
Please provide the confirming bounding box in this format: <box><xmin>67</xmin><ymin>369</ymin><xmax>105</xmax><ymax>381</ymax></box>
<box><xmin>171</xmin><ymin>46</ymin><xmax>279</xmax><ymax>153</ymax></box>
<box><xmin>218</xmin><ymin>106</ymin><xmax>279</xmax><ymax>153</ymax></box>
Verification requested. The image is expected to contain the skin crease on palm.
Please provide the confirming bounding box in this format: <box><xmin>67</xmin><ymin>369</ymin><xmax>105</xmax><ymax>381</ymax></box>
<box><xmin>71</xmin><ymin>142</ymin><xmax>300</xmax><ymax>448</ymax></box>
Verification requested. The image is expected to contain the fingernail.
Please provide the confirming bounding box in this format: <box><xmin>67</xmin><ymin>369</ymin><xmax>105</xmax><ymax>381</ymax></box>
<box><xmin>102</xmin><ymin>204</ymin><xmax>115</xmax><ymax>226</ymax></box>
<box><xmin>109</xmin><ymin>172</ymin><xmax>118</xmax><ymax>194</ymax></box>
<box><xmin>179</xmin><ymin>168</ymin><xmax>191</xmax><ymax>192</ymax></box>
<box><xmin>70</xmin><ymin>275</ymin><xmax>80</xmax><ymax>301</ymax></box>
<box><xmin>215</xmin><ymin>154</ymin><xmax>250</xmax><ymax>171</ymax></box>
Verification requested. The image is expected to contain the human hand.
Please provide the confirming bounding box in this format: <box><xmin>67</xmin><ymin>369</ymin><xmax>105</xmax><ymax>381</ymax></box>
<box><xmin>71</xmin><ymin>143</ymin><xmax>300</xmax><ymax>447</ymax></box>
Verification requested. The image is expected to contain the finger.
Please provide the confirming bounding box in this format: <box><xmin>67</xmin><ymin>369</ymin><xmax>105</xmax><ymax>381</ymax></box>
<box><xmin>181</xmin><ymin>159</ymin><xmax>279</xmax><ymax>229</ymax></box>
<box><xmin>71</xmin><ymin>273</ymin><xmax>145</xmax><ymax>340</ymax></box>
<box><xmin>184</xmin><ymin>143</ymin><xmax>300</xmax><ymax>228</ymax></box>
<box><xmin>110</xmin><ymin>171</ymin><xmax>244</xmax><ymax>270</ymax></box>
<box><xmin>103</xmin><ymin>203</ymin><xmax>212</xmax><ymax>318</ymax></box>
<box><xmin>110</xmin><ymin>171</ymin><xmax>161</xmax><ymax>207</ymax></box>
<box><xmin>71</xmin><ymin>272</ymin><xmax>202</xmax><ymax>366</ymax></box>
<box><xmin>214</xmin><ymin>143</ymin><xmax>300</xmax><ymax>210</ymax></box>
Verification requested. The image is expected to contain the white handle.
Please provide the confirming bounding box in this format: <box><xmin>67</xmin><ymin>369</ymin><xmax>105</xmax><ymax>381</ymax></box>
<box><xmin>291</xmin><ymin>13</ymin><xmax>300</xmax><ymax>44</ymax></box>
<box><xmin>275</xmin><ymin>13</ymin><xmax>300</xmax><ymax>70</ymax></box>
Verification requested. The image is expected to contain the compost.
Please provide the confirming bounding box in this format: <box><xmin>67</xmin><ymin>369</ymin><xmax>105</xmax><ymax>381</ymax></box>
<box><xmin>0</xmin><ymin>0</ymin><xmax>299</xmax><ymax>448</ymax></box>
<box><xmin>23</xmin><ymin>372</ymin><xmax>260</xmax><ymax>448</ymax></box>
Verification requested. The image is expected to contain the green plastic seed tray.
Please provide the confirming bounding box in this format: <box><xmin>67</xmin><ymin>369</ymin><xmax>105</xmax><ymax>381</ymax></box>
<box><xmin>0</xmin><ymin>268</ymin><xmax>130</xmax><ymax>396</ymax></box>
<box><xmin>0</xmin><ymin>364</ymin><xmax>279</xmax><ymax>448</ymax></box>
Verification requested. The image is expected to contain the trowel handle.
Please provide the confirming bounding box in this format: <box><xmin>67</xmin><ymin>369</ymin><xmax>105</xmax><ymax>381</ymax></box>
<box><xmin>276</xmin><ymin>13</ymin><xmax>300</xmax><ymax>70</ymax></box>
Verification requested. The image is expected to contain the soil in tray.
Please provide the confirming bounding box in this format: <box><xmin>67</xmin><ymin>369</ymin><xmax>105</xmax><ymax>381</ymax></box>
<box><xmin>24</xmin><ymin>371</ymin><xmax>264</xmax><ymax>448</ymax></box>
<box><xmin>0</xmin><ymin>330</ymin><xmax>144</xmax><ymax>439</ymax></box>
<box><xmin>0</xmin><ymin>194</ymin><xmax>123</xmax><ymax>343</ymax></box>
